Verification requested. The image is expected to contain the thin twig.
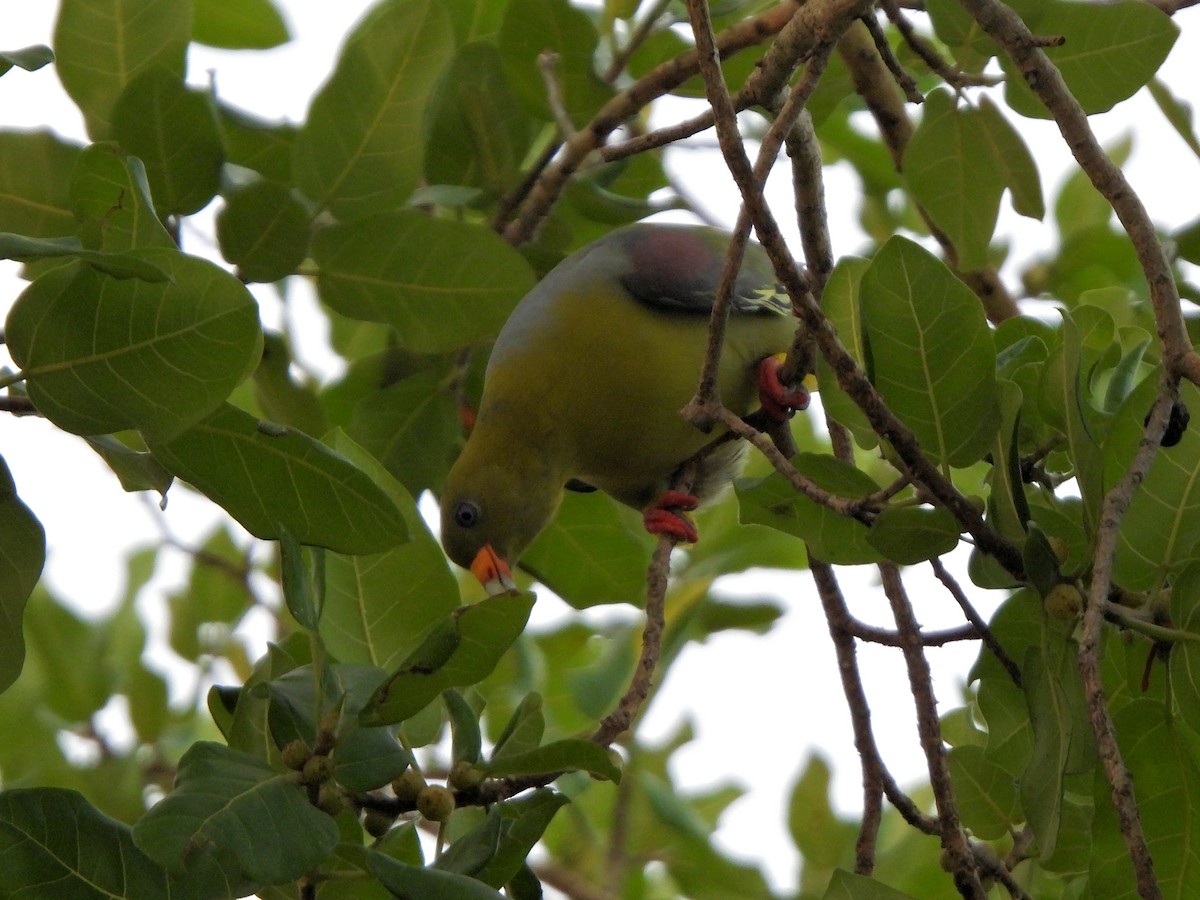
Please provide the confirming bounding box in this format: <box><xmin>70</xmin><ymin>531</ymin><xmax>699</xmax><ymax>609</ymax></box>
<box><xmin>879</xmin><ymin>563</ymin><xmax>985</xmax><ymax>898</ymax></box>
<box><xmin>930</xmin><ymin>558</ymin><xmax>1022</xmax><ymax>687</ymax></box>
<box><xmin>810</xmin><ymin>561</ymin><xmax>939</xmax><ymax>846</ymax></box>
<box><xmin>879</xmin><ymin>0</ymin><xmax>1000</xmax><ymax>88</ymax></box>
<box><xmin>603</xmin><ymin>0</ymin><xmax>676</xmax><ymax>82</ymax></box>
<box><xmin>590</xmin><ymin>537</ymin><xmax>673</xmax><ymax>745</ymax></box>
<box><xmin>591</xmin><ymin>460</ymin><xmax>697</xmax><ymax>745</ymax></box>
<box><xmin>503</xmin><ymin>0</ymin><xmax>800</xmax><ymax>245</ymax></box>
<box><xmin>538</xmin><ymin>52</ymin><xmax>577</xmax><ymax>138</ymax></box>
<box><xmin>711</xmin><ymin>406</ymin><xmax>876</xmax><ymax>520</ymax></box>
<box><xmin>860</xmin><ymin>11</ymin><xmax>924</xmax><ymax>102</ymax></box>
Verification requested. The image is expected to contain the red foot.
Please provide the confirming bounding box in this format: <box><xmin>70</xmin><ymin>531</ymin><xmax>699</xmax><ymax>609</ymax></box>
<box><xmin>757</xmin><ymin>356</ymin><xmax>810</xmax><ymax>422</ymax></box>
<box><xmin>643</xmin><ymin>490</ymin><xmax>700</xmax><ymax>544</ymax></box>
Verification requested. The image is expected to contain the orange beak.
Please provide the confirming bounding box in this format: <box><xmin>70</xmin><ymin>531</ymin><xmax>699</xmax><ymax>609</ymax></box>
<box><xmin>470</xmin><ymin>544</ymin><xmax>518</xmax><ymax>595</ymax></box>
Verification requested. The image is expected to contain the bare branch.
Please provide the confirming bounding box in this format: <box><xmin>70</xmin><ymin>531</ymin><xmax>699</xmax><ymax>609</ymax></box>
<box><xmin>879</xmin><ymin>563</ymin><xmax>985</xmax><ymax>898</ymax></box>
<box><xmin>501</xmin><ymin>1</ymin><xmax>801</xmax><ymax>243</ymax></box>
<box><xmin>930</xmin><ymin>558</ymin><xmax>1022</xmax><ymax>686</ymax></box>
<box><xmin>1077</xmin><ymin>375</ymin><xmax>1176</xmax><ymax>900</ymax></box>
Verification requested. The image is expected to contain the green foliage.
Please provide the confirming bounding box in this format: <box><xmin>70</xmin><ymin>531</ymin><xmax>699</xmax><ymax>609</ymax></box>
<box><xmin>0</xmin><ymin>0</ymin><xmax>1196</xmax><ymax>897</ymax></box>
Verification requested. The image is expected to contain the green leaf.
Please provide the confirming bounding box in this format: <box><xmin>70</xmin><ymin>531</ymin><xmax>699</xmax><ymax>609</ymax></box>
<box><xmin>926</xmin><ymin>0</ymin><xmax>998</xmax><ymax>70</ymax></box>
<box><xmin>787</xmin><ymin>755</ymin><xmax>857</xmax><ymax>869</ymax></box>
<box><xmin>0</xmin><ymin>233</ymin><xmax>171</xmax><ymax>281</ymax></box>
<box><xmin>0</xmin><ymin>788</ymin><xmax>238</xmax><ymax>899</ymax></box>
<box><xmin>425</xmin><ymin>41</ymin><xmax>532</xmax><ymax>195</ymax></box>
<box><xmin>216</xmin><ymin>180</ymin><xmax>311</xmax><ymax>283</ymax></box>
<box><xmin>319</xmin><ymin>430</ymin><xmax>460</xmax><ymax>671</ymax></box>
<box><xmin>1089</xmin><ymin>701</ymin><xmax>1200</xmax><ymax>897</ymax></box>
<box><xmin>1054</xmin><ymin>136</ymin><xmax>1131</xmax><ymax>240</ymax></box>
<box><xmin>218</xmin><ymin>102</ymin><xmax>298</xmax><ymax>184</ymax></box>
<box><xmin>193</xmin><ymin>0</ymin><xmax>290</xmax><ymax>49</ymax></box>
<box><xmin>133</xmin><ymin>742</ymin><xmax>339</xmax><ymax>885</ymax></box>
<box><xmin>866</xmin><ymin>505</ymin><xmax>960</xmax><ymax>565</ymax></box>
<box><xmin>976</xmin><ymin>95</ymin><xmax>1044</xmax><ymax>220</ymax></box>
<box><xmin>369</xmin><ymin>851</ymin><xmax>505</xmax><ymax>900</ymax></box>
<box><xmin>1023</xmin><ymin>525</ymin><xmax>1062</xmax><ymax>599</ymax></box>
<box><xmin>0</xmin><ymin>458</ymin><xmax>43</xmax><ymax>695</ymax></box>
<box><xmin>1019</xmin><ymin>639</ymin><xmax>1094</xmax><ymax>861</ymax></box>
<box><xmin>444</xmin><ymin>0</ymin><xmax>510</xmax><ymax>44</ymax></box>
<box><xmin>1002</xmin><ymin>0</ymin><xmax>1178</xmax><ymax>119</ymax></box>
<box><xmin>314</xmin><ymin>211</ymin><xmax>534</xmax><ymax>353</ymax></box>
<box><xmin>0</xmin><ymin>130</ymin><xmax>81</xmax><ymax>238</ymax></box>
<box><xmin>1108</xmin><ymin>380</ymin><xmax>1200</xmax><ymax>590</ymax></box>
<box><xmin>1148</xmin><ymin>77</ymin><xmax>1200</xmax><ymax>162</ymax></box>
<box><xmin>521</xmin><ymin>490</ymin><xmax>653</xmax><ymax>609</ymax></box>
<box><xmin>279</xmin><ymin>531</ymin><xmax>322</xmax><ymax>630</ymax></box>
<box><xmin>70</xmin><ymin>143</ymin><xmax>175</xmax><ymax>251</ymax></box>
<box><xmin>822</xmin><ymin>869</ymin><xmax>920</xmax><ymax>899</ymax></box>
<box><xmin>1167</xmin><ymin>561</ymin><xmax>1200</xmax><ymax>737</ymax></box>
<box><xmin>0</xmin><ymin>45</ymin><xmax>54</xmax><ymax>77</ymax></box>
<box><xmin>736</xmin><ymin>454</ymin><xmax>880</xmax><ymax>565</ymax></box>
<box><xmin>147</xmin><ymin>409</ymin><xmax>409</xmax><ymax>554</ymax></box>
<box><xmin>947</xmin><ymin>745</ymin><xmax>1019</xmax><ymax>840</ymax></box>
<box><xmin>480</xmin><ymin>739</ymin><xmax>621</xmax><ymax>782</ymax></box>
<box><xmin>167</xmin><ymin>526</ymin><xmax>255</xmax><ymax>662</ymax></box>
<box><xmin>446</xmin><ymin>688</ymin><xmax>484</xmax><ymax>764</ymax></box>
<box><xmin>438</xmin><ymin>790</ymin><xmax>570</xmax><ymax>888</ymax></box>
<box><xmin>904</xmin><ymin>89</ymin><xmax>1006</xmax><ymax>270</ymax></box>
<box><xmin>349</xmin><ymin>369</ymin><xmax>461</xmax><ymax>495</ymax></box>
<box><xmin>491</xmin><ymin>693</ymin><xmax>546</xmax><ymax>761</ymax></box>
<box><xmin>861</xmin><ymin>236</ymin><xmax>998</xmax><ymax>467</ymax></box>
<box><xmin>968</xmin><ymin>380</ymin><xmax>1029</xmax><ymax>589</ymax></box>
<box><xmin>53</xmin><ymin>0</ymin><xmax>190</xmax><ymax>139</ymax></box>
<box><xmin>111</xmin><ymin>67</ymin><xmax>224</xmax><ymax>216</ymax></box>
<box><xmin>1040</xmin><ymin>313</ymin><xmax>1104</xmax><ymax>532</ymax></box>
<box><xmin>499</xmin><ymin>0</ymin><xmax>614</xmax><ymax>127</ymax></box>
<box><xmin>814</xmin><ymin>256</ymin><xmax>876</xmax><ymax>449</ymax></box>
<box><xmin>363</xmin><ymin>592</ymin><xmax>535</xmax><ymax>726</ymax></box>
<box><xmin>293</xmin><ymin>0</ymin><xmax>454</xmax><ymax>219</ymax></box>
<box><xmin>84</xmin><ymin>435</ymin><xmax>174</xmax><ymax>496</ymax></box>
<box><xmin>6</xmin><ymin>251</ymin><xmax>262</xmax><ymax>441</ymax></box>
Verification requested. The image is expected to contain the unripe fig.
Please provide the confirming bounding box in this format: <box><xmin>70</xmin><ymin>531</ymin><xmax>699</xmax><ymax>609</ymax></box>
<box><xmin>1047</xmin><ymin>536</ymin><xmax>1069</xmax><ymax>566</ymax></box>
<box><xmin>363</xmin><ymin>808</ymin><xmax>396</xmax><ymax>838</ymax></box>
<box><xmin>391</xmin><ymin>768</ymin><xmax>426</xmax><ymax>805</ymax></box>
<box><xmin>281</xmin><ymin>739</ymin><xmax>311</xmax><ymax>771</ymax></box>
<box><xmin>316</xmin><ymin>784</ymin><xmax>346</xmax><ymax>817</ymax></box>
<box><xmin>301</xmin><ymin>754</ymin><xmax>336</xmax><ymax>785</ymax></box>
<box><xmin>416</xmin><ymin>785</ymin><xmax>456</xmax><ymax>823</ymax></box>
<box><xmin>1045</xmin><ymin>583</ymin><xmax>1083</xmax><ymax>620</ymax></box>
<box><xmin>448</xmin><ymin>760</ymin><xmax>485</xmax><ymax>791</ymax></box>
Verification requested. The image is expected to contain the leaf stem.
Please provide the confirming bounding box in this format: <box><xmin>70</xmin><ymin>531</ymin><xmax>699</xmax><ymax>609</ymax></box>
<box><xmin>0</xmin><ymin>369</ymin><xmax>27</xmax><ymax>390</ymax></box>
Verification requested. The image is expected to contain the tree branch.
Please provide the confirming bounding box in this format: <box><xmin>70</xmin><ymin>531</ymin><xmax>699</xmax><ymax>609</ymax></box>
<box><xmin>879</xmin><ymin>563</ymin><xmax>985</xmax><ymax>898</ymax></box>
<box><xmin>957</xmin><ymin>0</ymin><xmax>1195</xmax><ymax>382</ymax></box>
<box><xmin>684</xmin><ymin>0</ymin><xmax>1026</xmax><ymax>582</ymax></box>
<box><xmin>500</xmin><ymin>0</ymin><xmax>801</xmax><ymax>243</ymax></box>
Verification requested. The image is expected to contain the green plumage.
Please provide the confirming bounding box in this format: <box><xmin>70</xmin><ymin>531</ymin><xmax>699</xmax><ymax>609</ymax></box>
<box><xmin>440</xmin><ymin>223</ymin><xmax>799</xmax><ymax>576</ymax></box>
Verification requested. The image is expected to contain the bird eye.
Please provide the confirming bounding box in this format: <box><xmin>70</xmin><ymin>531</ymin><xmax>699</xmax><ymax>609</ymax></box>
<box><xmin>454</xmin><ymin>501</ymin><xmax>481</xmax><ymax>529</ymax></box>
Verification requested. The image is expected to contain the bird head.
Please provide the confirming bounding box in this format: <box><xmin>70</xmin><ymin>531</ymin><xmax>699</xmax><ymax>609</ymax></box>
<box><xmin>440</xmin><ymin>450</ymin><xmax>562</xmax><ymax>595</ymax></box>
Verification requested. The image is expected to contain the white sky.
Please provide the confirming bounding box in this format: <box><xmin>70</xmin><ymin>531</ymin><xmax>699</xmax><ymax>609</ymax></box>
<box><xmin>1</xmin><ymin>2</ymin><xmax>1199</xmax><ymax>893</ymax></box>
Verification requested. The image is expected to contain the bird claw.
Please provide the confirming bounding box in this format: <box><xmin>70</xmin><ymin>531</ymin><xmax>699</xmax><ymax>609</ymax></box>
<box><xmin>643</xmin><ymin>490</ymin><xmax>700</xmax><ymax>544</ymax></box>
<box><xmin>757</xmin><ymin>355</ymin><xmax>810</xmax><ymax>422</ymax></box>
